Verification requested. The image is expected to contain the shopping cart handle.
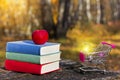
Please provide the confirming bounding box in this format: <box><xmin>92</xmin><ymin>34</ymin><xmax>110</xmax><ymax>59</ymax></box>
<box><xmin>101</xmin><ymin>41</ymin><xmax>116</xmax><ymax>48</ymax></box>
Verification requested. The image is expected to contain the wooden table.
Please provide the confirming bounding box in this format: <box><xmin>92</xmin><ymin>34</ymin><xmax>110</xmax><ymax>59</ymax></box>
<box><xmin>0</xmin><ymin>60</ymin><xmax>120</xmax><ymax>80</ymax></box>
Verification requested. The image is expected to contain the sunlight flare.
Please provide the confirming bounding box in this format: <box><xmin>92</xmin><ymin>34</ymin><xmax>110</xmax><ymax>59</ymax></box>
<box><xmin>79</xmin><ymin>42</ymin><xmax>95</xmax><ymax>55</ymax></box>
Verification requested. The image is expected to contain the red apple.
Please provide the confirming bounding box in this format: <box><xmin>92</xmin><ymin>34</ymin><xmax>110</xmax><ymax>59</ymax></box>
<box><xmin>32</xmin><ymin>30</ymin><xmax>49</xmax><ymax>44</ymax></box>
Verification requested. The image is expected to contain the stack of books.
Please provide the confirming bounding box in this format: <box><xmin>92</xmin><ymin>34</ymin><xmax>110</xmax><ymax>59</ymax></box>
<box><xmin>5</xmin><ymin>40</ymin><xmax>61</xmax><ymax>74</ymax></box>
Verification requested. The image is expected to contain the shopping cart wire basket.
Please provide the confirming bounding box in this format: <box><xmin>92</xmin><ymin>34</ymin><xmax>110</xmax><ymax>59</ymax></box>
<box><xmin>79</xmin><ymin>41</ymin><xmax>115</xmax><ymax>74</ymax></box>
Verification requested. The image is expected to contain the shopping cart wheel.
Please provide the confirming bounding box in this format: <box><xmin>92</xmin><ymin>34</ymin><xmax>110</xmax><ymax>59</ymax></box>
<box><xmin>82</xmin><ymin>71</ymin><xmax>86</xmax><ymax>74</ymax></box>
<box><xmin>74</xmin><ymin>67</ymin><xmax>85</xmax><ymax>74</ymax></box>
<box><xmin>100</xmin><ymin>70</ymin><xmax>106</xmax><ymax>74</ymax></box>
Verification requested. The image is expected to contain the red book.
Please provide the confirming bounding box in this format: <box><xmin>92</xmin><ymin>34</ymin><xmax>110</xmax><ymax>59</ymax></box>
<box><xmin>5</xmin><ymin>59</ymin><xmax>60</xmax><ymax>74</ymax></box>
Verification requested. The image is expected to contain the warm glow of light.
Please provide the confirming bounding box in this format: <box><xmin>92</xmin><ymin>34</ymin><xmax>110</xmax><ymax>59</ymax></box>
<box><xmin>83</xmin><ymin>45</ymin><xmax>90</xmax><ymax>52</ymax></box>
<box><xmin>78</xmin><ymin>42</ymin><xmax>95</xmax><ymax>55</ymax></box>
<box><xmin>81</xmin><ymin>45</ymin><xmax>92</xmax><ymax>55</ymax></box>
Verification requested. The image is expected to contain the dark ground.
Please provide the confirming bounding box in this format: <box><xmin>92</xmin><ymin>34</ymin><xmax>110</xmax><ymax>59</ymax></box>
<box><xmin>0</xmin><ymin>60</ymin><xmax>120</xmax><ymax>80</ymax></box>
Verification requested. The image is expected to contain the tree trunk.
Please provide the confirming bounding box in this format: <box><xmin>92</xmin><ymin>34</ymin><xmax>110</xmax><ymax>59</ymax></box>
<box><xmin>40</xmin><ymin>0</ymin><xmax>55</xmax><ymax>38</ymax></box>
<box><xmin>117</xmin><ymin>0</ymin><xmax>120</xmax><ymax>20</ymax></box>
<box><xmin>110</xmin><ymin>0</ymin><xmax>116</xmax><ymax>21</ymax></box>
<box><xmin>40</xmin><ymin>0</ymin><xmax>78</xmax><ymax>39</ymax></box>
<box><xmin>78</xmin><ymin>0</ymin><xmax>83</xmax><ymax>21</ymax></box>
<box><xmin>56</xmin><ymin>0</ymin><xmax>71</xmax><ymax>38</ymax></box>
<box><xmin>96</xmin><ymin>0</ymin><xmax>104</xmax><ymax>24</ymax></box>
<box><xmin>86</xmin><ymin>0</ymin><xmax>92</xmax><ymax>22</ymax></box>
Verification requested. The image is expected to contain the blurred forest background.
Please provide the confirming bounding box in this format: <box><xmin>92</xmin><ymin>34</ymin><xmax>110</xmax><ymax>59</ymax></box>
<box><xmin>0</xmin><ymin>0</ymin><xmax>120</xmax><ymax>72</ymax></box>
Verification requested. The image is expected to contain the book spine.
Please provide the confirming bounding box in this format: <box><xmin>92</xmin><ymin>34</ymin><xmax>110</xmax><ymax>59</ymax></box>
<box><xmin>6</xmin><ymin>52</ymin><xmax>40</xmax><ymax>64</ymax></box>
<box><xmin>5</xmin><ymin>59</ymin><xmax>41</xmax><ymax>74</ymax></box>
<box><xmin>6</xmin><ymin>43</ymin><xmax>40</xmax><ymax>55</ymax></box>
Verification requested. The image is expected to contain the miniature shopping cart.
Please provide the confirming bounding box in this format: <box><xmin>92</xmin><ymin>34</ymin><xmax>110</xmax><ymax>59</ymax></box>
<box><xmin>78</xmin><ymin>42</ymin><xmax>115</xmax><ymax>74</ymax></box>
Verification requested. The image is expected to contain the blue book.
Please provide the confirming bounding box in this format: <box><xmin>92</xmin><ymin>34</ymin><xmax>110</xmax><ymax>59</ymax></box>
<box><xmin>6</xmin><ymin>40</ymin><xmax>60</xmax><ymax>55</ymax></box>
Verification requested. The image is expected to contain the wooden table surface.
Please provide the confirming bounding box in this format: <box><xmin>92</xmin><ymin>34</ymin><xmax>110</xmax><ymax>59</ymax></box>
<box><xmin>0</xmin><ymin>60</ymin><xmax>120</xmax><ymax>80</ymax></box>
